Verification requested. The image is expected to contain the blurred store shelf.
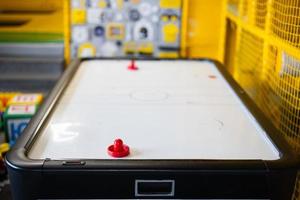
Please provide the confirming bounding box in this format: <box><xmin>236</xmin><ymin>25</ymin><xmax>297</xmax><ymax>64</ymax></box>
<box><xmin>0</xmin><ymin>43</ymin><xmax>64</xmax><ymax>94</ymax></box>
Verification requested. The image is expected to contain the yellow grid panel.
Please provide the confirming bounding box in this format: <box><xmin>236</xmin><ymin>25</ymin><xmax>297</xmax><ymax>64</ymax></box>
<box><xmin>258</xmin><ymin>46</ymin><xmax>300</xmax><ymax>150</ymax></box>
<box><xmin>255</xmin><ymin>0</ymin><xmax>268</xmax><ymax>29</ymax></box>
<box><xmin>234</xmin><ymin>29</ymin><xmax>264</xmax><ymax>99</ymax></box>
<box><xmin>240</xmin><ymin>0</ymin><xmax>268</xmax><ymax>29</ymax></box>
<box><xmin>241</xmin><ymin>0</ymin><xmax>248</xmax><ymax>19</ymax></box>
<box><xmin>270</xmin><ymin>0</ymin><xmax>300</xmax><ymax>48</ymax></box>
<box><xmin>257</xmin><ymin>46</ymin><xmax>281</xmax><ymax>125</ymax></box>
<box><xmin>225</xmin><ymin>0</ymin><xmax>300</xmax><ymax>198</ymax></box>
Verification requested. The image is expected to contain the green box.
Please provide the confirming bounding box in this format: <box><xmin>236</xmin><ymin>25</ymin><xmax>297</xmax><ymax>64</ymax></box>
<box><xmin>3</xmin><ymin>105</ymin><xmax>38</xmax><ymax>144</ymax></box>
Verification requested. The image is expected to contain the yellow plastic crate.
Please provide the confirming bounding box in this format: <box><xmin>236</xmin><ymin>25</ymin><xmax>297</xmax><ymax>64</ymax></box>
<box><xmin>234</xmin><ymin>29</ymin><xmax>264</xmax><ymax>99</ymax></box>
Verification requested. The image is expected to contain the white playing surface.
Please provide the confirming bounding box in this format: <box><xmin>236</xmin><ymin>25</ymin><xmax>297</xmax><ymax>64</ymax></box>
<box><xmin>28</xmin><ymin>60</ymin><xmax>280</xmax><ymax>160</ymax></box>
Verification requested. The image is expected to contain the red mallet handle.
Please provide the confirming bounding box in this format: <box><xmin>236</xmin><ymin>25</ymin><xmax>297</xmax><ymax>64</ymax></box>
<box><xmin>128</xmin><ymin>59</ymin><xmax>138</xmax><ymax>70</ymax></box>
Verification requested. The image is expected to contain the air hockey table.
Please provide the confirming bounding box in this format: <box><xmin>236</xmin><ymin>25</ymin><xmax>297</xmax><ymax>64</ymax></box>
<box><xmin>6</xmin><ymin>59</ymin><xmax>300</xmax><ymax>200</ymax></box>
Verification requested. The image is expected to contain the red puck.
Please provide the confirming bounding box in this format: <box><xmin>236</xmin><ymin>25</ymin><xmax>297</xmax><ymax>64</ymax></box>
<box><xmin>128</xmin><ymin>60</ymin><xmax>138</xmax><ymax>71</ymax></box>
<box><xmin>107</xmin><ymin>139</ymin><xmax>130</xmax><ymax>158</ymax></box>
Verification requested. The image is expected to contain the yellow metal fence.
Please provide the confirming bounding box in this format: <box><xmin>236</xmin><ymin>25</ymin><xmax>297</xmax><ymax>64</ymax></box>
<box><xmin>224</xmin><ymin>0</ymin><xmax>300</xmax><ymax>199</ymax></box>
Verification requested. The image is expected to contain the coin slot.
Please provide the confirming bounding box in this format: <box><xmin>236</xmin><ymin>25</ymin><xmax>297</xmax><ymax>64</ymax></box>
<box><xmin>135</xmin><ymin>180</ymin><xmax>175</xmax><ymax>197</ymax></box>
